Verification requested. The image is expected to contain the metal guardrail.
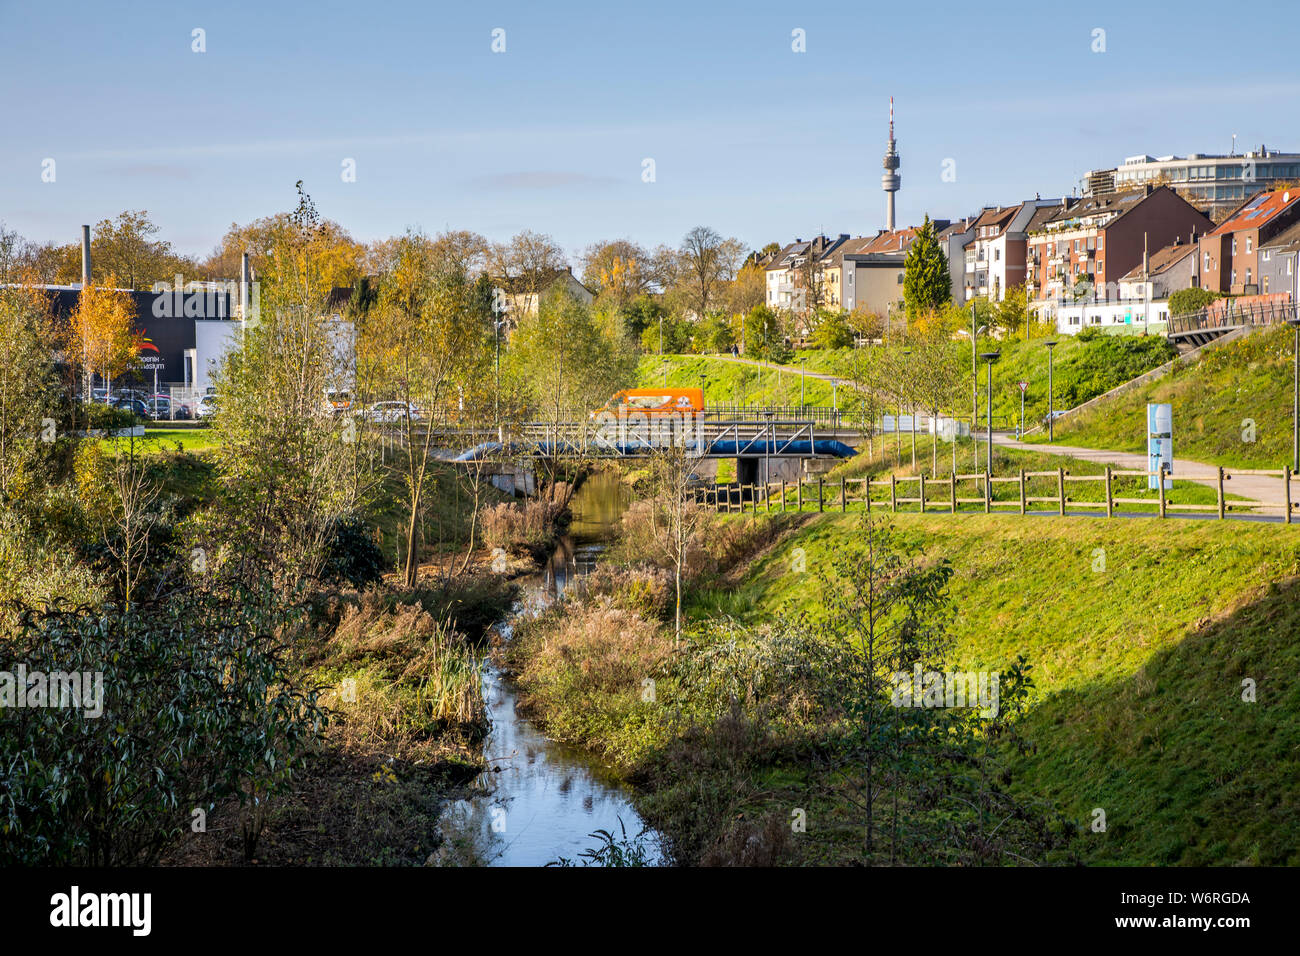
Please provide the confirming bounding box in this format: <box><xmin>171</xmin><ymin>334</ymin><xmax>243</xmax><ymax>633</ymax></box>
<box><xmin>1167</xmin><ymin>300</ymin><xmax>1297</xmax><ymax>336</ymax></box>
<box><xmin>706</xmin><ymin>404</ymin><xmax>844</xmax><ymax>427</ymax></box>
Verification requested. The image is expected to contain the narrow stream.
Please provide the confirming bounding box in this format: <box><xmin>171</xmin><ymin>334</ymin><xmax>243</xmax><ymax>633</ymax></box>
<box><xmin>435</xmin><ymin>471</ymin><xmax>665</xmax><ymax>866</ymax></box>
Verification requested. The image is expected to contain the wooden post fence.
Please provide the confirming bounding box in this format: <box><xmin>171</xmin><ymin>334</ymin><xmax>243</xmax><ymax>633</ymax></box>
<box><xmin>1287</xmin><ymin>466</ymin><xmax>1294</xmax><ymax>525</ymax></box>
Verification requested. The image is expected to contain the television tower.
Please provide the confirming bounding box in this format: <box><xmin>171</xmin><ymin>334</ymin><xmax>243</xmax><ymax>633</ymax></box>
<box><xmin>881</xmin><ymin>97</ymin><xmax>900</xmax><ymax>231</ymax></box>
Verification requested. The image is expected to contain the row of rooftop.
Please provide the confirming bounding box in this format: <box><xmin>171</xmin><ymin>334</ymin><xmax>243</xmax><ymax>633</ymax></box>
<box><xmin>762</xmin><ymin>155</ymin><xmax>1300</xmax><ymax>336</ymax></box>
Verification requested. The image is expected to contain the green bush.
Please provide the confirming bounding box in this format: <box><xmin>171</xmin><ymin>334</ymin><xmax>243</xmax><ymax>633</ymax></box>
<box><xmin>0</xmin><ymin>590</ymin><xmax>325</xmax><ymax>864</ymax></box>
<box><xmin>80</xmin><ymin>402</ymin><xmax>139</xmax><ymax>432</ymax></box>
<box><xmin>1168</xmin><ymin>287</ymin><xmax>1222</xmax><ymax>316</ymax></box>
<box><xmin>320</xmin><ymin>515</ymin><xmax>386</xmax><ymax>587</ymax></box>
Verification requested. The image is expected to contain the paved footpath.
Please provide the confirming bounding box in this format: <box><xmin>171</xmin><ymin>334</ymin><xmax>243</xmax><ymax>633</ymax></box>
<box><xmin>991</xmin><ymin>433</ymin><xmax>1288</xmax><ymax>507</ymax></box>
<box><xmin>679</xmin><ymin>353</ymin><xmax>1292</xmax><ymax>509</ymax></box>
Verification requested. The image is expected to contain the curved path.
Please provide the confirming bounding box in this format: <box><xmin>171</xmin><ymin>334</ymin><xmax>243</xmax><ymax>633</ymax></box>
<box><xmin>991</xmin><ymin>433</ymin><xmax>1287</xmax><ymax>508</ymax></box>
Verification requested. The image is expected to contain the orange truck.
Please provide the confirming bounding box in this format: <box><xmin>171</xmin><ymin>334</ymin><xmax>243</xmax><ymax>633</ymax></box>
<box><xmin>591</xmin><ymin>388</ymin><xmax>704</xmax><ymax>418</ymax></box>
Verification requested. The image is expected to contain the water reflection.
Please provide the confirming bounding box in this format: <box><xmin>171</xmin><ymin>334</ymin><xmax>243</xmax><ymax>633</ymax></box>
<box><xmin>435</xmin><ymin>469</ymin><xmax>663</xmax><ymax>867</ymax></box>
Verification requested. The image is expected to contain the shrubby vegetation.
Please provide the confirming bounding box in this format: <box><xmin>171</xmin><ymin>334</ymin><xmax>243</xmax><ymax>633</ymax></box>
<box><xmin>506</xmin><ymin>510</ymin><xmax>1076</xmax><ymax>865</ymax></box>
<box><xmin>0</xmin><ymin>186</ymin><xmax>596</xmax><ymax>865</ymax></box>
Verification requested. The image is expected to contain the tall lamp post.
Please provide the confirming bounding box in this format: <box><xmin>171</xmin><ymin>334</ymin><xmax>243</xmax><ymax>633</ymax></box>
<box><xmin>799</xmin><ymin>356</ymin><xmax>806</xmax><ymax>410</ymax></box>
<box><xmin>1045</xmin><ymin>339</ymin><xmax>1058</xmax><ymax>443</ymax></box>
<box><xmin>1290</xmin><ymin>313</ymin><xmax>1299</xmax><ymax>472</ymax></box>
<box><xmin>981</xmin><ymin>351</ymin><xmax>1000</xmax><ymax>475</ymax></box>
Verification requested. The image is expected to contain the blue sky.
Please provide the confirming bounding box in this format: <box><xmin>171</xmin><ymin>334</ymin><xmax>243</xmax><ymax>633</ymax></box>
<box><xmin>2</xmin><ymin>0</ymin><xmax>1297</xmax><ymax>261</ymax></box>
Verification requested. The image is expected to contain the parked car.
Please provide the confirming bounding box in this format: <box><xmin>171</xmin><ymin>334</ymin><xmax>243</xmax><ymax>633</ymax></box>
<box><xmin>110</xmin><ymin>397</ymin><xmax>150</xmax><ymax>420</ymax></box>
<box><xmin>195</xmin><ymin>395</ymin><xmax>219</xmax><ymax>422</ymax></box>
<box><xmin>146</xmin><ymin>396</ymin><xmax>179</xmax><ymax>420</ymax></box>
<box><xmin>363</xmin><ymin>401</ymin><xmax>423</xmax><ymax>424</ymax></box>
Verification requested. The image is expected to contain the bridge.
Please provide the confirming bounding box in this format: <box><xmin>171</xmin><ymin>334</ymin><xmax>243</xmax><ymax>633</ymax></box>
<box><xmin>450</xmin><ymin>419</ymin><xmax>857</xmax><ymax>462</ymax></box>
<box><xmin>1166</xmin><ymin>297</ymin><xmax>1296</xmax><ymax>347</ymax></box>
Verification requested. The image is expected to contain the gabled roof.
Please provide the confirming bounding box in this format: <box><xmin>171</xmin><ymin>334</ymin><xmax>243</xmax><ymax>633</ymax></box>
<box><xmin>492</xmin><ymin>266</ymin><xmax>592</xmax><ymax>296</ymax></box>
<box><xmin>1260</xmin><ymin>219</ymin><xmax>1300</xmax><ymax>255</ymax></box>
<box><xmin>1116</xmin><ymin>241</ymin><xmax>1197</xmax><ymax>282</ymax></box>
<box><xmin>1024</xmin><ymin>203</ymin><xmax>1062</xmax><ymax>234</ymax></box>
<box><xmin>765</xmin><ymin>235</ymin><xmax>855</xmax><ymax>271</ymax></box>
<box><xmin>1210</xmin><ymin>188</ymin><xmax>1300</xmax><ymax>235</ymax></box>
<box><xmin>1041</xmin><ymin>188</ymin><xmax>1150</xmax><ymax>229</ymax></box>
<box><xmin>859</xmin><ymin>227</ymin><xmax>917</xmax><ymax>254</ymax></box>
<box><xmin>971</xmin><ymin>206</ymin><xmax>1018</xmax><ymax>236</ymax></box>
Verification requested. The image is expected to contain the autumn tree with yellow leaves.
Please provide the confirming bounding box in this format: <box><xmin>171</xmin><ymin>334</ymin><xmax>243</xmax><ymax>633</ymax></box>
<box><xmin>68</xmin><ymin>280</ymin><xmax>139</xmax><ymax>397</ymax></box>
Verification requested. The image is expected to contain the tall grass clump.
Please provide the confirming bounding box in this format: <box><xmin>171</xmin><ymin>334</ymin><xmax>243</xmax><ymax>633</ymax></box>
<box><xmin>318</xmin><ymin>592</ymin><xmax>487</xmax><ymax>752</ymax></box>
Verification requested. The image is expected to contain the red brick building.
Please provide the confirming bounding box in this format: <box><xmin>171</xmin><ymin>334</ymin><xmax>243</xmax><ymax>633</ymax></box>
<box><xmin>1027</xmin><ymin>186</ymin><xmax>1212</xmax><ymax>302</ymax></box>
<box><xmin>1198</xmin><ymin>188</ymin><xmax>1300</xmax><ymax>294</ymax></box>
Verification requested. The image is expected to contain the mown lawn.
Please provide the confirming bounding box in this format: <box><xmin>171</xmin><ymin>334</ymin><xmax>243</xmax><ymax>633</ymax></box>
<box><xmin>637</xmin><ymin>354</ymin><xmax>838</xmax><ymax>410</ymax></box>
<box><xmin>101</xmin><ymin>427</ymin><xmax>222</xmax><ymax>454</ymax></box>
<box><xmin>725</xmin><ymin>512</ymin><xmax>1300</xmax><ymax>864</ymax></box>
<box><xmin>640</xmin><ymin>331</ymin><xmax>1176</xmax><ymax>433</ymax></box>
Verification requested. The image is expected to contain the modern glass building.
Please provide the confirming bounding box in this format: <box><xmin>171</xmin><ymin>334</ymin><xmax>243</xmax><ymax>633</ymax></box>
<box><xmin>1084</xmin><ymin>148</ymin><xmax>1300</xmax><ymax>219</ymax></box>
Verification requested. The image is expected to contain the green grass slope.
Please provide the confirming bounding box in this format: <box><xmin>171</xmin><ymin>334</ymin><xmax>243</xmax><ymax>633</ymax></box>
<box><xmin>731</xmin><ymin>513</ymin><xmax>1300</xmax><ymax>864</ymax></box>
<box><xmin>1055</xmin><ymin>324</ymin><xmax>1297</xmax><ymax>469</ymax></box>
<box><xmin>640</xmin><ymin>331</ymin><xmax>1174</xmax><ymax>427</ymax></box>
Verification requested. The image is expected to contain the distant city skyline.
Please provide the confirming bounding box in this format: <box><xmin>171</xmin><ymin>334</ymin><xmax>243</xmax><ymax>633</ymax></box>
<box><xmin>2</xmin><ymin>0</ymin><xmax>1297</xmax><ymax>262</ymax></box>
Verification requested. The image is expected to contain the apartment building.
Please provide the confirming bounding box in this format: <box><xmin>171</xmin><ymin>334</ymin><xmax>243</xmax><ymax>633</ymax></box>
<box><xmin>1198</xmin><ymin>188</ymin><xmax>1300</xmax><ymax>295</ymax></box>
<box><xmin>1259</xmin><ymin>220</ymin><xmax>1300</xmax><ymax>301</ymax></box>
<box><xmin>1083</xmin><ymin>147</ymin><xmax>1300</xmax><ymax>219</ymax></box>
<box><xmin>956</xmin><ymin>199</ymin><xmax>1061</xmax><ymax>302</ymax></box>
<box><xmin>764</xmin><ymin>235</ymin><xmax>851</xmax><ymax>312</ymax></box>
<box><xmin>1027</xmin><ymin>185</ymin><xmax>1212</xmax><ymax>304</ymax></box>
<box><xmin>492</xmin><ymin>266</ymin><xmax>594</xmax><ymax>320</ymax></box>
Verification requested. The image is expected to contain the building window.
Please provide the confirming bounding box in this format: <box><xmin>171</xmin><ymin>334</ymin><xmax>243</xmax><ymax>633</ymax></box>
<box><xmin>1246</xmin><ymin>269</ymin><xmax>1252</xmax><ymax>285</ymax></box>
<box><xmin>1232</xmin><ymin>238</ymin><xmax>1237</xmax><ymax>254</ymax></box>
<box><xmin>1264</xmin><ymin>250</ymin><xmax>1271</xmax><ymax>261</ymax></box>
<box><xmin>1246</xmin><ymin>237</ymin><xmax>1253</xmax><ymax>254</ymax></box>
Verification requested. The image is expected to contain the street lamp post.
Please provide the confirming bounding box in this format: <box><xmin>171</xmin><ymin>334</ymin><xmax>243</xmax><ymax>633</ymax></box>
<box><xmin>970</xmin><ymin>303</ymin><xmax>978</xmax><ymax>429</ymax></box>
<box><xmin>981</xmin><ymin>351</ymin><xmax>1000</xmax><ymax>476</ymax></box>
<box><xmin>1045</xmin><ymin>339</ymin><xmax>1058</xmax><ymax>443</ymax></box>
<box><xmin>1290</xmin><ymin>312</ymin><xmax>1299</xmax><ymax>472</ymax></box>
<box><xmin>799</xmin><ymin>357</ymin><xmax>806</xmax><ymax>410</ymax></box>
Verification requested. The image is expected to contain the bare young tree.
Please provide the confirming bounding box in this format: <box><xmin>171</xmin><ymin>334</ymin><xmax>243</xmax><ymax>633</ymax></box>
<box><xmin>646</xmin><ymin>439</ymin><xmax>708</xmax><ymax>643</ymax></box>
<box><xmin>678</xmin><ymin>226</ymin><xmax>745</xmax><ymax>318</ymax></box>
<box><xmin>489</xmin><ymin>230</ymin><xmax>568</xmax><ymax>321</ymax></box>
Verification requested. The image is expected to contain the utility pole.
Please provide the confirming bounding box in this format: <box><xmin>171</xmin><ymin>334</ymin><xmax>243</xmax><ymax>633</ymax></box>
<box><xmin>970</xmin><ymin>302</ymin><xmax>978</xmax><ymax>431</ymax></box>
<box><xmin>981</xmin><ymin>352</ymin><xmax>1000</xmax><ymax>475</ymax></box>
